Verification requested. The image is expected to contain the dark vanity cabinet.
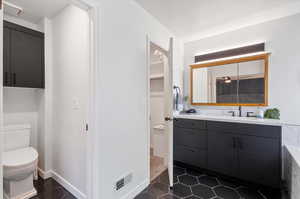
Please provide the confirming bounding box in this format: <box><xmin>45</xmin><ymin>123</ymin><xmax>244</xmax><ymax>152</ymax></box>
<box><xmin>3</xmin><ymin>21</ymin><xmax>45</xmax><ymax>88</ymax></box>
<box><xmin>174</xmin><ymin>119</ymin><xmax>208</xmax><ymax>168</ymax></box>
<box><xmin>174</xmin><ymin>118</ymin><xmax>282</xmax><ymax>188</ymax></box>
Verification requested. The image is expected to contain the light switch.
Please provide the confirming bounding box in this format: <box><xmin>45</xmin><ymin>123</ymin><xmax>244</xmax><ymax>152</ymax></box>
<box><xmin>72</xmin><ymin>98</ymin><xmax>80</xmax><ymax>110</ymax></box>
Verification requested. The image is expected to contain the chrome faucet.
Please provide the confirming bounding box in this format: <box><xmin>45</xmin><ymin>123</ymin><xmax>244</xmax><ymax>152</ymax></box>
<box><xmin>238</xmin><ymin>106</ymin><xmax>242</xmax><ymax>117</ymax></box>
<box><xmin>228</xmin><ymin>111</ymin><xmax>235</xmax><ymax>117</ymax></box>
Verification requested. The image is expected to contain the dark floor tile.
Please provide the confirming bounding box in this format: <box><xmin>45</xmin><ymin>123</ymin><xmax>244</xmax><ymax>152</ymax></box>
<box><xmin>178</xmin><ymin>174</ymin><xmax>198</xmax><ymax>186</ymax></box>
<box><xmin>185</xmin><ymin>196</ymin><xmax>202</xmax><ymax>199</ymax></box>
<box><xmin>173</xmin><ymin>166</ymin><xmax>186</xmax><ymax>177</ymax></box>
<box><xmin>147</xmin><ymin>182</ymin><xmax>169</xmax><ymax>197</ymax></box>
<box><xmin>259</xmin><ymin>188</ymin><xmax>285</xmax><ymax>199</ymax></box>
<box><xmin>198</xmin><ymin>176</ymin><xmax>219</xmax><ymax>187</ymax></box>
<box><xmin>173</xmin><ymin>175</ymin><xmax>179</xmax><ymax>184</ymax></box>
<box><xmin>214</xmin><ymin>186</ymin><xmax>239</xmax><ymax>199</ymax></box>
<box><xmin>191</xmin><ymin>184</ymin><xmax>215</xmax><ymax>199</ymax></box>
<box><xmin>186</xmin><ymin>168</ymin><xmax>204</xmax><ymax>176</ymax></box>
<box><xmin>135</xmin><ymin>192</ymin><xmax>156</xmax><ymax>199</ymax></box>
<box><xmin>33</xmin><ymin>177</ymin><xmax>76</xmax><ymax>199</ymax></box>
<box><xmin>237</xmin><ymin>187</ymin><xmax>265</xmax><ymax>199</ymax></box>
<box><xmin>171</xmin><ymin>183</ymin><xmax>192</xmax><ymax>198</ymax></box>
<box><xmin>159</xmin><ymin>193</ymin><xmax>180</xmax><ymax>199</ymax></box>
<box><xmin>217</xmin><ymin>178</ymin><xmax>240</xmax><ymax>189</ymax></box>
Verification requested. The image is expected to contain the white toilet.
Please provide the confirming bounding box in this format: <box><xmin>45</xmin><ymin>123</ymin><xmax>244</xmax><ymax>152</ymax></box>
<box><xmin>3</xmin><ymin>124</ymin><xmax>38</xmax><ymax>199</ymax></box>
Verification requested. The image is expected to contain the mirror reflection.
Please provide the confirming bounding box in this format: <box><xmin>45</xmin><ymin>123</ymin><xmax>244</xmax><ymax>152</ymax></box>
<box><xmin>191</xmin><ymin>55</ymin><xmax>268</xmax><ymax>106</ymax></box>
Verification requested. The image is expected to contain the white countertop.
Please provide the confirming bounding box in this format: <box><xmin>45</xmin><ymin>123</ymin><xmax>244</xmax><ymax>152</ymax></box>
<box><xmin>174</xmin><ymin>113</ymin><xmax>285</xmax><ymax>126</ymax></box>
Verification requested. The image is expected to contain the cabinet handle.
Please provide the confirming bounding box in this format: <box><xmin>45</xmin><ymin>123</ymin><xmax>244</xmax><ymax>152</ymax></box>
<box><xmin>186</xmin><ymin>149</ymin><xmax>196</xmax><ymax>153</ymax></box>
<box><xmin>13</xmin><ymin>73</ymin><xmax>16</xmax><ymax>85</ymax></box>
<box><xmin>238</xmin><ymin>138</ymin><xmax>243</xmax><ymax>150</ymax></box>
<box><xmin>232</xmin><ymin>137</ymin><xmax>236</xmax><ymax>148</ymax></box>
<box><xmin>4</xmin><ymin>72</ymin><xmax>9</xmax><ymax>84</ymax></box>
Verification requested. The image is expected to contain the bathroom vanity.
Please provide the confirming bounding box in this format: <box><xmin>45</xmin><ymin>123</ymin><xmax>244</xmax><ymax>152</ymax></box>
<box><xmin>173</xmin><ymin>115</ymin><xmax>282</xmax><ymax>188</ymax></box>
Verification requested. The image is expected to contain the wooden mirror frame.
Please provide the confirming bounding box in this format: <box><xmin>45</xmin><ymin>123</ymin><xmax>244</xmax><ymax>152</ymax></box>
<box><xmin>190</xmin><ymin>53</ymin><xmax>269</xmax><ymax>106</ymax></box>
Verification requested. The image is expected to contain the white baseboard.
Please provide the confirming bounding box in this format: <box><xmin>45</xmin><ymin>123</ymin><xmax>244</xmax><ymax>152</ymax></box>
<box><xmin>121</xmin><ymin>179</ymin><xmax>150</xmax><ymax>199</ymax></box>
<box><xmin>37</xmin><ymin>168</ymin><xmax>86</xmax><ymax>199</ymax></box>
<box><xmin>38</xmin><ymin>168</ymin><xmax>52</xmax><ymax>179</ymax></box>
<box><xmin>51</xmin><ymin>170</ymin><xmax>87</xmax><ymax>199</ymax></box>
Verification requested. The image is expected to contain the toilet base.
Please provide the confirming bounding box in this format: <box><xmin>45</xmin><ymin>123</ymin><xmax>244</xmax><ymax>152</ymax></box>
<box><xmin>4</xmin><ymin>189</ymin><xmax>37</xmax><ymax>199</ymax></box>
<box><xmin>3</xmin><ymin>174</ymin><xmax>37</xmax><ymax>199</ymax></box>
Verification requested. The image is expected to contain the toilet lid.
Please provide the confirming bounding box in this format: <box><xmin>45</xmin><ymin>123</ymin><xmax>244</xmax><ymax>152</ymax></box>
<box><xmin>3</xmin><ymin>147</ymin><xmax>38</xmax><ymax>167</ymax></box>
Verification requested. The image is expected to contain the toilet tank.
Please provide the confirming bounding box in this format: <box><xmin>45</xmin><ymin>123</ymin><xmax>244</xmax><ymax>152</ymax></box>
<box><xmin>3</xmin><ymin>124</ymin><xmax>31</xmax><ymax>152</ymax></box>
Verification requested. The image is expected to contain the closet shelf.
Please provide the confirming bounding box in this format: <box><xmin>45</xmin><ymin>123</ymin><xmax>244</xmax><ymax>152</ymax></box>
<box><xmin>151</xmin><ymin>61</ymin><xmax>163</xmax><ymax>65</ymax></box>
<box><xmin>153</xmin><ymin>124</ymin><xmax>165</xmax><ymax>130</ymax></box>
<box><xmin>150</xmin><ymin>74</ymin><xmax>164</xmax><ymax>79</ymax></box>
<box><xmin>150</xmin><ymin>92</ymin><xmax>164</xmax><ymax>97</ymax></box>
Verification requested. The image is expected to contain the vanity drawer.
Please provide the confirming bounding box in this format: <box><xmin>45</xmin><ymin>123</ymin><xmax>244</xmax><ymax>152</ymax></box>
<box><xmin>207</xmin><ymin>121</ymin><xmax>281</xmax><ymax>139</ymax></box>
<box><xmin>174</xmin><ymin>127</ymin><xmax>207</xmax><ymax>149</ymax></box>
<box><xmin>174</xmin><ymin>145</ymin><xmax>207</xmax><ymax>168</ymax></box>
<box><xmin>174</xmin><ymin>118</ymin><xmax>206</xmax><ymax>130</ymax></box>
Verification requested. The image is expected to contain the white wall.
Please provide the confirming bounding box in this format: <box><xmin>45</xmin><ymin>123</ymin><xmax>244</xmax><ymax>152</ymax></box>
<box><xmin>3</xmin><ymin>88</ymin><xmax>39</xmax><ymax>113</ymax></box>
<box><xmin>51</xmin><ymin>4</ymin><xmax>89</xmax><ymax>197</ymax></box>
<box><xmin>94</xmin><ymin>0</ymin><xmax>180</xmax><ymax>198</ymax></box>
<box><xmin>37</xmin><ymin>18</ymin><xmax>53</xmax><ymax>173</ymax></box>
<box><xmin>184</xmin><ymin>13</ymin><xmax>300</xmax><ymax>123</ymax></box>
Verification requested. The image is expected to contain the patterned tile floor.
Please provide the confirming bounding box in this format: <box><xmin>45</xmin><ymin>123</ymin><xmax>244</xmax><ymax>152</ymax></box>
<box><xmin>135</xmin><ymin>165</ymin><xmax>288</xmax><ymax>199</ymax></box>
<box><xmin>31</xmin><ymin>177</ymin><xmax>76</xmax><ymax>199</ymax></box>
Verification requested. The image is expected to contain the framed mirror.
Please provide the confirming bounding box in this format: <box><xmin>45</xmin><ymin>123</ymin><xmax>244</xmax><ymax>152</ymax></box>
<box><xmin>190</xmin><ymin>53</ymin><xmax>269</xmax><ymax>106</ymax></box>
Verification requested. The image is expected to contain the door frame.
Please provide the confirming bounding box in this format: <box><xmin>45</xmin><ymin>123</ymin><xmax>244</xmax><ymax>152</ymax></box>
<box><xmin>77</xmin><ymin>0</ymin><xmax>100</xmax><ymax>198</ymax></box>
<box><xmin>146</xmin><ymin>36</ymin><xmax>172</xmax><ymax>185</ymax></box>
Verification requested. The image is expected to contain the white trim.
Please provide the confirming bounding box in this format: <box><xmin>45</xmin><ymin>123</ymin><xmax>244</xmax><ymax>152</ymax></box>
<box><xmin>120</xmin><ymin>179</ymin><xmax>150</xmax><ymax>199</ymax></box>
<box><xmin>191</xmin><ymin>51</ymin><xmax>270</xmax><ymax>66</ymax></box>
<box><xmin>146</xmin><ymin>36</ymin><xmax>151</xmax><ymax>186</ymax></box>
<box><xmin>37</xmin><ymin>169</ymin><xmax>88</xmax><ymax>199</ymax></box>
<box><xmin>51</xmin><ymin>170</ymin><xmax>87</xmax><ymax>199</ymax></box>
<box><xmin>38</xmin><ymin>168</ymin><xmax>52</xmax><ymax>179</ymax></box>
<box><xmin>74</xmin><ymin>1</ymin><xmax>100</xmax><ymax>199</ymax></box>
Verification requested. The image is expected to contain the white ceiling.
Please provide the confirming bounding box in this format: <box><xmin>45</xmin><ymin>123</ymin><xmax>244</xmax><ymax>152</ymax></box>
<box><xmin>135</xmin><ymin>0</ymin><xmax>300</xmax><ymax>41</ymax></box>
<box><xmin>3</xmin><ymin>0</ymin><xmax>70</xmax><ymax>23</ymax></box>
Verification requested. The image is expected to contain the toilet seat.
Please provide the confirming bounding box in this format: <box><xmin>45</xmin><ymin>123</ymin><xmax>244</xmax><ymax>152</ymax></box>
<box><xmin>3</xmin><ymin>147</ymin><xmax>38</xmax><ymax>168</ymax></box>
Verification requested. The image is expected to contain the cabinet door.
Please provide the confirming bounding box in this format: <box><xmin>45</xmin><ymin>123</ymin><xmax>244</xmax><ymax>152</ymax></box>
<box><xmin>208</xmin><ymin>132</ymin><xmax>238</xmax><ymax>177</ymax></box>
<box><xmin>174</xmin><ymin>127</ymin><xmax>207</xmax><ymax>149</ymax></box>
<box><xmin>10</xmin><ymin>30</ymin><xmax>44</xmax><ymax>88</ymax></box>
<box><xmin>3</xmin><ymin>27</ymin><xmax>11</xmax><ymax>86</ymax></box>
<box><xmin>237</xmin><ymin>135</ymin><xmax>281</xmax><ymax>187</ymax></box>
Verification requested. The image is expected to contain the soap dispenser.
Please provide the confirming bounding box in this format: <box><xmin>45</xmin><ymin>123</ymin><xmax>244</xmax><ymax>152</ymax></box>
<box><xmin>257</xmin><ymin>108</ymin><xmax>264</xmax><ymax>119</ymax></box>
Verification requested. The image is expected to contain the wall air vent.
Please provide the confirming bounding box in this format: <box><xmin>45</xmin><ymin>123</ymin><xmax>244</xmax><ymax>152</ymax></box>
<box><xmin>115</xmin><ymin>173</ymin><xmax>133</xmax><ymax>191</ymax></box>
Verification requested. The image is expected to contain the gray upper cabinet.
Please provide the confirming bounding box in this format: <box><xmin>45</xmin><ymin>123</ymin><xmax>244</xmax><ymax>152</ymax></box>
<box><xmin>3</xmin><ymin>21</ymin><xmax>45</xmax><ymax>88</ymax></box>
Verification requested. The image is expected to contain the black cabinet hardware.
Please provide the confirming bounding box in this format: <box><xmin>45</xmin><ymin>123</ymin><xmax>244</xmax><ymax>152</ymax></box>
<box><xmin>4</xmin><ymin>72</ymin><xmax>9</xmax><ymax>84</ymax></box>
<box><xmin>232</xmin><ymin>137</ymin><xmax>236</xmax><ymax>148</ymax></box>
<box><xmin>13</xmin><ymin>73</ymin><xmax>16</xmax><ymax>85</ymax></box>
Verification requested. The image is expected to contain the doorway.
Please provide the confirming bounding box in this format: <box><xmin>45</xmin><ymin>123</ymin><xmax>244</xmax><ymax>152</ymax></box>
<box><xmin>147</xmin><ymin>38</ymin><xmax>174</xmax><ymax>187</ymax></box>
<box><xmin>0</xmin><ymin>0</ymin><xmax>99</xmax><ymax>198</ymax></box>
<box><xmin>149</xmin><ymin>42</ymin><xmax>168</xmax><ymax>181</ymax></box>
